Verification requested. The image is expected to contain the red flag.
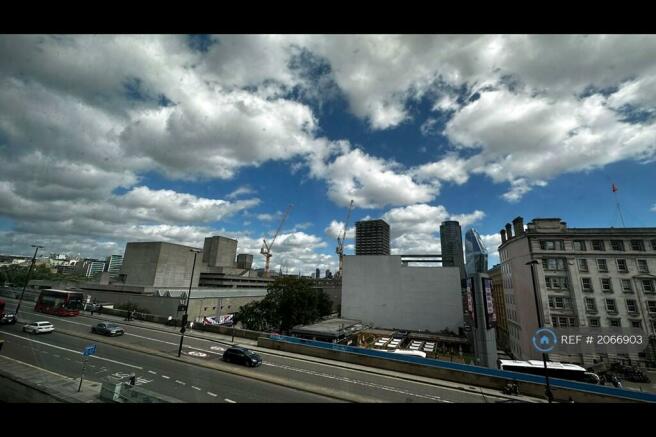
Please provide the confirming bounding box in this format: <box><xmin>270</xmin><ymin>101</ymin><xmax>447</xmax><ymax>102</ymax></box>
<box><xmin>612</xmin><ymin>184</ymin><xmax>618</xmax><ymax>192</ymax></box>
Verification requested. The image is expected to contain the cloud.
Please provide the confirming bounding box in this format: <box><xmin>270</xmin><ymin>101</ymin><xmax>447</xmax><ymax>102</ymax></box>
<box><xmin>324</xmin><ymin>220</ymin><xmax>355</xmax><ymax>240</ymax></box>
<box><xmin>257</xmin><ymin>214</ymin><xmax>275</xmax><ymax>222</ymax></box>
<box><xmin>226</xmin><ymin>185</ymin><xmax>256</xmax><ymax>199</ymax></box>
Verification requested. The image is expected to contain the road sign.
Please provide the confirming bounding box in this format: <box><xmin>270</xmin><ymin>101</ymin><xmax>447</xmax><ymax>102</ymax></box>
<box><xmin>83</xmin><ymin>344</ymin><xmax>96</xmax><ymax>356</ymax></box>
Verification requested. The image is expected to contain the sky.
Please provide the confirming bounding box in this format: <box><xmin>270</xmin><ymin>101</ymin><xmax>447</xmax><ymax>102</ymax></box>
<box><xmin>0</xmin><ymin>35</ymin><xmax>655</xmax><ymax>274</ymax></box>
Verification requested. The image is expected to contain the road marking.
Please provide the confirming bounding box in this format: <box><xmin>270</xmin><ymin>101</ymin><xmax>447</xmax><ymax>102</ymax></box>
<box><xmin>207</xmin><ymin>392</ymin><xmax>218</xmax><ymax>397</ymax></box>
<box><xmin>192</xmin><ymin>386</ymin><xmax>202</xmax><ymax>391</ymax></box>
<box><xmin>225</xmin><ymin>398</ymin><xmax>236</xmax><ymax>403</ymax></box>
<box><xmin>175</xmin><ymin>380</ymin><xmax>186</xmax><ymax>385</ymax></box>
<box><xmin>0</xmin><ymin>355</ymin><xmax>77</xmax><ymax>381</ymax></box>
<box><xmin>148</xmin><ymin>370</ymin><xmax>157</xmax><ymax>375</ymax></box>
<box><xmin>1</xmin><ymin>331</ymin><xmax>143</xmax><ymax>370</ymax></box>
<box><xmin>162</xmin><ymin>375</ymin><xmax>171</xmax><ymax>379</ymax></box>
<box><xmin>187</xmin><ymin>351</ymin><xmax>208</xmax><ymax>357</ymax></box>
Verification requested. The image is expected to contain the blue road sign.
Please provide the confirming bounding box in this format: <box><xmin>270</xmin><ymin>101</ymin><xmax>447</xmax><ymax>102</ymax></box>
<box><xmin>83</xmin><ymin>344</ymin><xmax>96</xmax><ymax>356</ymax></box>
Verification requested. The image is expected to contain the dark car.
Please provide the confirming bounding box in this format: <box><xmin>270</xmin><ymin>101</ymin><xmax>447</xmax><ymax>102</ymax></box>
<box><xmin>0</xmin><ymin>313</ymin><xmax>17</xmax><ymax>325</ymax></box>
<box><xmin>91</xmin><ymin>322</ymin><xmax>125</xmax><ymax>336</ymax></box>
<box><xmin>222</xmin><ymin>346</ymin><xmax>262</xmax><ymax>367</ymax></box>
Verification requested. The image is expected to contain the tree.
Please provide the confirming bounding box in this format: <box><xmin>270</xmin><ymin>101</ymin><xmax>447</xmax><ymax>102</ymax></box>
<box><xmin>234</xmin><ymin>277</ymin><xmax>335</xmax><ymax>333</ymax></box>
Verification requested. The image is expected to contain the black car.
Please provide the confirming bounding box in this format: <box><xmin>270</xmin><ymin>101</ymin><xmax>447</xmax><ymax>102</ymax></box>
<box><xmin>0</xmin><ymin>313</ymin><xmax>17</xmax><ymax>325</ymax></box>
<box><xmin>222</xmin><ymin>346</ymin><xmax>262</xmax><ymax>367</ymax></box>
<box><xmin>91</xmin><ymin>322</ymin><xmax>125</xmax><ymax>336</ymax></box>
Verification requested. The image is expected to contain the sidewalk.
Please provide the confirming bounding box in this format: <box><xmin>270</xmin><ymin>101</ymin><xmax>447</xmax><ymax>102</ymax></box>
<box><xmin>0</xmin><ymin>354</ymin><xmax>103</xmax><ymax>403</ymax></box>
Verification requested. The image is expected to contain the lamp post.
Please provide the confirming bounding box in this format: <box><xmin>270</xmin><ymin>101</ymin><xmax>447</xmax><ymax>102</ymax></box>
<box><xmin>15</xmin><ymin>245</ymin><xmax>44</xmax><ymax>320</ymax></box>
<box><xmin>178</xmin><ymin>248</ymin><xmax>201</xmax><ymax>358</ymax></box>
<box><xmin>527</xmin><ymin>259</ymin><xmax>553</xmax><ymax>403</ymax></box>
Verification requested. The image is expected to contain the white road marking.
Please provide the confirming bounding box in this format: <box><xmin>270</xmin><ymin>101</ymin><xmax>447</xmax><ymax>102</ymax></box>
<box><xmin>0</xmin><ymin>355</ymin><xmax>76</xmax><ymax>381</ymax></box>
<box><xmin>192</xmin><ymin>386</ymin><xmax>202</xmax><ymax>391</ymax></box>
<box><xmin>162</xmin><ymin>375</ymin><xmax>171</xmax><ymax>379</ymax></box>
<box><xmin>207</xmin><ymin>392</ymin><xmax>218</xmax><ymax>397</ymax></box>
<box><xmin>187</xmin><ymin>351</ymin><xmax>208</xmax><ymax>357</ymax></box>
<box><xmin>1</xmin><ymin>331</ymin><xmax>143</xmax><ymax>370</ymax></box>
<box><xmin>225</xmin><ymin>398</ymin><xmax>236</xmax><ymax>403</ymax></box>
<box><xmin>175</xmin><ymin>380</ymin><xmax>186</xmax><ymax>385</ymax></box>
<box><xmin>148</xmin><ymin>370</ymin><xmax>157</xmax><ymax>375</ymax></box>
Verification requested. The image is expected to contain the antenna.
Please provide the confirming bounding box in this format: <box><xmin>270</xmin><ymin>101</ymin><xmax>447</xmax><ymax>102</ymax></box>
<box><xmin>612</xmin><ymin>183</ymin><xmax>626</xmax><ymax>227</ymax></box>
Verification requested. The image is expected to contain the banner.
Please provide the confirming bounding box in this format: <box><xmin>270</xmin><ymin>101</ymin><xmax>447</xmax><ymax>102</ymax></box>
<box><xmin>467</xmin><ymin>277</ymin><xmax>477</xmax><ymax>328</ymax></box>
<box><xmin>482</xmin><ymin>277</ymin><xmax>496</xmax><ymax>329</ymax></box>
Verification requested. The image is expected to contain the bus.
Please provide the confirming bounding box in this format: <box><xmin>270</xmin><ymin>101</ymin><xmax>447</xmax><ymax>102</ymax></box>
<box><xmin>34</xmin><ymin>289</ymin><xmax>85</xmax><ymax>317</ymax></box>
<box><xmin>499</xmin><ymin>359</ymin><xmax>599</xmax><ymax>384</ymax></box>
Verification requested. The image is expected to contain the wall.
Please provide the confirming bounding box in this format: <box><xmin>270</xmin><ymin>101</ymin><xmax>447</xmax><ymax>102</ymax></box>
<box><xmin>119</xmin><ymin>242</ymin><xmax>161</xmax><ymax>286</ymax></box>
<box><xmin>203</xmin><ymin>236</ymin><xmax>238</xmax><ymax>268</ymax></box>
<box><xmin>154</xmin><ymin>243</ymin><xmax>203</xmax><ymax>288</ymax></box>
<box><xmin>342</xmin><ymin>255</ymin><xmax>464</xmax><ymax>332</ymax></box>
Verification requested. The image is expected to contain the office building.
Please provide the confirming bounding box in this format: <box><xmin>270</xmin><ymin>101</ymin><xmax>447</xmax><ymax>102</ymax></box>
<box><xmin>104</xmin><ymin>255</ymin><xmax>124</xmax><ymax>278</ymax></box>
<box><xmin>465</xmin><ymin>228</ymin><xmax>488</xmax><ymax>275</ymax></box>
<box><xmin>355</xmin><ymin>219</ymin><xmax>390</xmax><ymax>255</ymax></box>
<box><xmin>488</xmin><ymin>264</ymin><xmax>510</xmax><ymax>354</ymax></box>
<box><xmin>440</xmin><ymin>221</ymin><xmax>466</xmax><ymax>281</ymax></box>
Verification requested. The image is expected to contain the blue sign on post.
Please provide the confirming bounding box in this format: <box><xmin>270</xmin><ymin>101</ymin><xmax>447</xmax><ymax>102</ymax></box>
<box><xmin>83</xmin><ymin>344</ymin><xmax>96</xmax><ymax>356</ymax></box>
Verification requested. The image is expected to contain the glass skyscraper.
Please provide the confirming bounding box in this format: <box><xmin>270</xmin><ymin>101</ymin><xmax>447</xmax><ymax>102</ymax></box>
<box><xmin>465</xmin><ymin>228</ymin><xmax>488</xmax><ymax>275</ymax></box>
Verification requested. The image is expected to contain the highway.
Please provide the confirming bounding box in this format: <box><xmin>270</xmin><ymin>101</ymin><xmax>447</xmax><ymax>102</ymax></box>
<box><xmin>0</xmin><ymin>296</ymin><xmax>516</xmax><ymax>403</ymax></box>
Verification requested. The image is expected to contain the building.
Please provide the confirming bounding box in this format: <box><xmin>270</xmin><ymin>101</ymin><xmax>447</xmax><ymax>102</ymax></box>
<box><xmin>488</xmin><ymin>264</ymin><xmax>510</xmax><ymax>355</ymax></box>
<box><xmin>316</xmin><ymin>268</ymin><xmax>321</xmax><ymax>279</ymax></box>
<box><xmin>499</xmin><ymin>216</ymin><xmax>656</xmax><ymax>367</ymax></box>
<box><xmin>440</xmin><ymin>221</ymin><xmax>466</xmax><ymax>281</ymax></box>
<box><xmin>355</xmin><ymin>219</ymin><xmax>390</xmax><ymax>255</ymax></box>
<box><xmin>342</xmin><ymin>255</ymin><xmax>464</xmax><ymax>333</ymax></box>
<box><xmin>104</xmin><ymin>255</ymin><xmax>124</xmax><ymax>278</ymax></box>
<box><xmin>325</xmin><ymin>269</ymin><xmax>333</xmax><ymax>279</ymax></box>
<box><xmin>203</xmin><ymin>236</ymin><xmax>238</xmax><ymax>268</ymax></box>
<box><xmin>465</xmin><ymin>228</ymin><xmax>488</xmax><ymax>275</ymax></box>
<box><xmin>81</xmin><ymin>259</ymin><xmax>105</xmax><ymax>278</ymax></box>
<box><xmin>119</xmin><ymin>242</ymin><xmax>203</xmax><ymax>288</ymax></box>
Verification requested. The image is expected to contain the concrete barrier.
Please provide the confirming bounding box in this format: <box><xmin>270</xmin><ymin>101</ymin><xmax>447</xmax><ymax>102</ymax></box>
<box><xmin>258</xmin><ymin>336</ymin><xmax>656</xmax><ymax>403</ymax></box>
<box><xmin>191</xmin><ymin>324</ymin><xmax>263</xmax><ymax>340</ymax></box>
<box><xmin>100</xmin><ymin>378</ymin><xmax>181</xmax><ymax>403</ymax></box>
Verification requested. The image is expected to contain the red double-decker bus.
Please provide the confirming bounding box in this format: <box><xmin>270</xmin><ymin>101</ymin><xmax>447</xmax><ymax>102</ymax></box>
<box><xmin>34</xmin><ymin>289</ymin><xmax>85</xmax><ymax>316</ymax></box>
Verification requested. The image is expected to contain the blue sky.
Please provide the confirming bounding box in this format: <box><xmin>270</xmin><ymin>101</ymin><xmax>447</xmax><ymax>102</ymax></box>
<box><xmin>0</xmin><ymin>35</ymin><xmax>655</xmax><ymax>273</ymax></box>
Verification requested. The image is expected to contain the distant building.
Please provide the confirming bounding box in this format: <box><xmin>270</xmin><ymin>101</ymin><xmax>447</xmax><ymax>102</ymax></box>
<box><xmin>465</xmin><ymin>228</ymin><xmax>488</xmax><ymax>275</ymax></box>
<box><xmin>81</xmin><ymin>260</ymin><xmax>105</xmax><ymax>278</ymax></box>
<box><xmin>325</xmin><ymin>269</ymin><xmax>333</xmax><ymax>279</ymax></box>
<box><xmin>488</xmin><ymin>264</ymin><xmax>510</xmax><ymax>355</ymax></box>
<box><xmin>119</xmin><ymin>242</ymin><xmax>203</xmax><ymax>288</ymax></box>
<box><xmin>104</xmin><ymin>255</ymin><xmax>124</xmax><ymax>278</ymax></box>
<box><xmin>316</xmin><ymin>268</ymin><xmax>321</xmax><ymax>279</ymax></box>
<box><xmin>440</xmin><ymin>221</ymin><xmax>466</xmax><ymax>282</ymax></box>
<box><xmin>355</xmin><ymin>219</ymin><xmax>390</xmax><ymax>255</ymax></box>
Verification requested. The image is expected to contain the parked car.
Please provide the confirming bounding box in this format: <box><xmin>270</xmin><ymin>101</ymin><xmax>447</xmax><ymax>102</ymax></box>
<box><xmin>222</xmin><ymin>346</ymin><xmax>262</xmax><ymax>367</ymax></box>
<box><xmin>0</xmin><ymin>313</ymin><xmax>17</xmax><ymax>325</ymax></box>
<box><xmin>23</xmin><ymin>321</ymin><xmax>55</xmax><ymax>334</ymax></box>
<box><xmin>91</xmin><ymin>322</ymin><xmax>125</xmax><ymax>336</ymax></box>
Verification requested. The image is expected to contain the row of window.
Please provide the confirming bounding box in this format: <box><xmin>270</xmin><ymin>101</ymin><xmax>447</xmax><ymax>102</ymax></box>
<box><xmin>586</xmin><ymin>318</ymin><xmax>643</xmax><ymax>328</ymax></box>
<box><xmin>578</xmin><ymin>258</ymin><xmax>650</xmax><ymax>273</ymax></box>
<box><xmin>581</xmin><ymin>277</ymin><xmax>656</xmax><ymax>293</ymax></box>
<box><xmin>583</xmin><ymin>297</ymin><xmax>656</xmax><ymax>314</ymax></box>
<box><xmin>541</xmin><ymin>239</ymin><xmax>656</xmax><ymax>252</ymax></box>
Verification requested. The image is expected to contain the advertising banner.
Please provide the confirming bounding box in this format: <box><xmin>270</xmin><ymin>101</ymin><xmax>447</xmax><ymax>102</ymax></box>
<box><xmin>482</xmin><ymin>277</ymin><xmax>496</xmax><ymax>329</ymax></box>
<box><xmin>467</xmin><ymin>277</ymin><xmax>476</xmax><ymax>328</ymax></box>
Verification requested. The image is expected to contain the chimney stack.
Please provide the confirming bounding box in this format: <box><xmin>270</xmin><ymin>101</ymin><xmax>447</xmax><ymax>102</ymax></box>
<box><xmin>505</xmin><ymin>223</ymin><xmax>513</xmax><ymax>239</ymax></box>
<box><xmin>500</xmin><ymin>229</ymin><xmax>507</xmax><ymax>243</ymax></box>
<box><xmin>513</xmin><ymin>216</ymin><xmax>524</xmax><ymax>237</ymax></box>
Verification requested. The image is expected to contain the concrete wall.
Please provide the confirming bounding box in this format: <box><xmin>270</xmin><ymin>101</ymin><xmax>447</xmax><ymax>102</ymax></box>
<box><xmin>342</xmin><ymin>256</ymin><xmax>464</xmax><ymax>332</ymax></box>
<box><xmin>119</xmin><ymin>242</ymin><xmax>161</xmax><ymax>286</ymax></box>
<box><xmin>203</xmin><ymin>236</ymin><xmax>237</xmax><ymax>268</ymax></box>
<box><xmin>120</xmin><ymin>242</ymin><xmax>203</xmax><ymax>288</ymax></box>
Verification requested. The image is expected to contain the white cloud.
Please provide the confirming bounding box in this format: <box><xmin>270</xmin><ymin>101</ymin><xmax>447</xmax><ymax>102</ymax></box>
<box><xmin>324</xmin><ymin>220</ymin><xmax>355</xmax><ymax>241</ymax></box>
<box><xmin>226</xmin><ymin>185</ymin><xmax>256</xmax><ymax>199</ymax></box>
<box><xmin>413</xmin><ymin>154</ymin><xmax>471</xmax><ymax>185</ymax></box>
<box><xmin>257</xmin><ymin>214</ymin><xmax>275</xmax><ymax>222</ymax></box>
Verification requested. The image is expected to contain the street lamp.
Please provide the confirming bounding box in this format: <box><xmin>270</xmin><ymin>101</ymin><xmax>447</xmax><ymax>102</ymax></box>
<box><xmin>15</xmin><ymin>245</ymin><xmax>44</xmax><ymax>320</ymax></box>
<box><xmin>178</xmin><ymin>248</ymin><xmax>202</xmax><ymax>358</ymax></box>
<box><xmin>526</xmin><ymin>259</ymin><xmax>553</xmax><ymax>403</ymax></box>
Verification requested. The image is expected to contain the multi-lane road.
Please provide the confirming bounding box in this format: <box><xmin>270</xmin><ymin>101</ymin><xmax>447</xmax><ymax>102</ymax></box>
<box><xmin>0</xmin><ymin>296</ymin><xmax>517</xmax><ymax>403</ymax></box>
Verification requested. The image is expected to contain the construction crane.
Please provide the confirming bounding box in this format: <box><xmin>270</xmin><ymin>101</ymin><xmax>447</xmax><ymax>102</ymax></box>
<box><xmin>335</xmin><ymin>200</ymin><xmax>354</xmax><ymax>278</ymax></box>
<box><xmin>260</xmin><ymin>204</ymin><xmax>293</xmax><ymax>277</ymax></box>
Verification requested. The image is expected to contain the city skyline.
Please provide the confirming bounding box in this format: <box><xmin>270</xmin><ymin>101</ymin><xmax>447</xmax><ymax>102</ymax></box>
<box><xmin>1</xmin><ymin>35</ymin><xmax>655</xmax><ymax>274</ymax></box>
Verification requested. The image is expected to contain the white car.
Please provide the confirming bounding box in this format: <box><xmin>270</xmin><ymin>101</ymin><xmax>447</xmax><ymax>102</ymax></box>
<box><xmin>23</xmin><ymin>321</ymin><xmax>55</xmax><ymax>334</ymax></box>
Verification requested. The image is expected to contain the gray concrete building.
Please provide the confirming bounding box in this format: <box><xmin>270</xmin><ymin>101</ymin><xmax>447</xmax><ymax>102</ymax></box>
<box><xmin>355</xmin><ymin>219</ymin><xmax>390</xmax><ymax>255</ymax></box>
<box><xmin>203</xmin><ymin>236</ymin><xmax>238</xmax><ymax>268</ymax></box>
<box><xmin>342</xmin><ymin>255</ymin><xmax>464</xmax><ymax>333</ymax></box>
<box><xmin>499</xmin><ymin>217</ymin><xmax>656</xmax><ymax>367</ymax></box>
<box><xmin>440</xmin><ymin>221</ymin><xmax>466</xmax><ymax>282</ymax></box>
<box><xmin>119</xmin><ymin>242</ymin><xmax>203</xmax><ymax>288</ymax></box>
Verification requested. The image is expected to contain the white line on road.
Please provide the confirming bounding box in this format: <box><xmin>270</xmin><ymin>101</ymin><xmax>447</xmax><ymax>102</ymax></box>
<box><xmin>148</xmin><ymin>370</ymin><xmax>157</xmax><ymax>375</ymax></box>
<box><xmin>207</xmin><ymin>392</ymin><xmax>218</xmax><ymax>397</ymax></box>
<box><xmin>225</xmin><ymin>398</ymin><xmax>236</xmax><ymax>403</ymax></box>
<box><xmin>192</xmin><ymin>386</ymin><xmax>201</xmax><ymax>391</ymax></box>
<box><xmin>175</xmin><ymin>380</ymin><xmax>186</xmax><ymax>385</ymax></box>
<box><xmin>162</xmin><ymin>375</ymin><xmax>170</xmax><ymax>379</ymax></box>
<box><xmin>1</xmin><ymin>331</ymin><xmax>143</xmax><ymax>370</ymax></box>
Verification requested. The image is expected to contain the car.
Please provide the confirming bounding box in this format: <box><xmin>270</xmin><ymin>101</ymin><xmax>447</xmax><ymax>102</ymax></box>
<box><xmin>91</xmin><ymin>322</ymin><xmax>125</xmax><ymax>336</ymax></box>
<box><xmin>222</xmin><ymin>346</ymin><xmax>262</xmax><ymax>367</ymax></box>
<box><xmin>0</xmin><ymin>313</ymin><xmax>17</xmax><ymax>325</ymax></box>
<box><xmin>23</xmin><ymin>321</ymin><xmax>55</xmax><ymax>334</ymax></box>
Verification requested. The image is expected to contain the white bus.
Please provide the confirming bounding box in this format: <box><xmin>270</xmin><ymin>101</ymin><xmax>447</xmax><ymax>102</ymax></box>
<box><xmin>499</xmin><ymin>360</ymin><xmax>599</xmax><ymax>384</ymax></box>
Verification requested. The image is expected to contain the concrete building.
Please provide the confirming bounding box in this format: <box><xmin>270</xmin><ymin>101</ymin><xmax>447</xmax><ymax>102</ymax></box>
<box><xmin>198</xmin><ymin>271</ymin><xmax>274</xmax><ymax>289</ymax></box>
<box><xmin>316</xmin><ymin>268</ymin><xmax>321</xmax><ymax>279</ymax></box>
<box><xmin>342</xmin><ymin>255</ymin><xmax>464</xmax><ymax>333</ymax></box>
<box><xmin>203</xmin><ymin>236</ymin><xmax>238</xmax><ymax>268</ymax></box>
<box><xmin>488</xmin><ymin>264</ymin><xmax>510</xmax><ymax>354</ymax></box>
<box><xmin>104</xmin><ymin>255</ymin><xmax>123</xmax><ymax>278</ymax></box>
<box><xmin>499</xmin><ymin>216</ymin><xmax>656</xmax><ymax>367</ymax></box>
<box><xmin>465</xmin><ymin>228</ymin><xmax>488</xmax><ymax>275</ymax></box>
<box><xmin>119</xmin><ymin>242</ymin><xmax>203</xmax><ymax>288</ymax></box>
<box><xmin>325</xmin><ymin>269</ymin><xmax>333</xmax><ymax>279</ymax></box>
<box><xmin>355</xmin><ymin>219</ymin><xmax>390</xmax><ymax>255</ymax></box>
<box><xmin>467</xmin><ymin>273</ymin><xmax>498</xmax><ymax>368</ymax></box>
<box><xmin>235</xmin><ymin>254</ymin><xmax>253</xmax><ymax>269</ymax></box>
<box><xmin>440</xmin><ymin>221</ymin><xmax>466</xmax><ymax>282</ymax></box>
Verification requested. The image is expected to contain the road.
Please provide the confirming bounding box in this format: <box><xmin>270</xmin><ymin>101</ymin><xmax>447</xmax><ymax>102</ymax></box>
<box><xmin>0</xmin><ymin>296</ymin><xmax>511</xmax><ymax>403</ymax></box>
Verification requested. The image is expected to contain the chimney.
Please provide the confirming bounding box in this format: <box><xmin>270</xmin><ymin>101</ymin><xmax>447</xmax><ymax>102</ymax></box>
<box><xmin>505</xmin><ymin>223</ymin><xmax>513</xmax><ymax>239</ymax></box>
<box><xmin>500</xmin><ymin>229</ymin><xmax>507</xmax><ymax>243</ymax></box>
<box><xmin>513</xmin><ymin>216</ymin><xmax>524</xmax><ymax>237</ymax></box>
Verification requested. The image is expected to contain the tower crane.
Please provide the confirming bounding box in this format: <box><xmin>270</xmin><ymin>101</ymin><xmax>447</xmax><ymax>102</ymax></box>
<box><xmin>260</xmin><ymin>204</ymin><xmax>293</xmax><ymax>277</ymax></box>
<box><xmin>335</xmin><ymin>200</ymin><xmax>354</xmax><ymax>278</ymax></box>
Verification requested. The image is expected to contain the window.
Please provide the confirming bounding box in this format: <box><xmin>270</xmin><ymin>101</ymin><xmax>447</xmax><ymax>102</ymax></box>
<box><xmin>585</xmin><ymin>297</ymin><xmax>597</xmax><ymax>312</ymax></box>
<box><xmin>540</xmin><ymin>240</ymin><xmax>564</xmax><ymax>250</ymax></box>
<box><xmin>573</xmin><ymin>240</ymin><xmax>586</xmax><ymax>251</ymax></box>
<box><xmin>581</xmin><ymin>277</ymin><xmax>593</xmax><ymax>292</ymax></box>
<box><xmin>621</xmin><ymin>279</ymin><xmax>633</xmax><ymax>293</ymax></box>
<box><xmin>588</xmin><ymin>318</ymin><xmax>601</xmax><ymax>328</ymax></box>
<box><xmin>610</xmin><ymin>240</ymin><xmax>625</xmax><ymax>251</ymax></box>
<box><xmin>597</xmin><ymin>259</ymin><xmax>608</xmax><ymax>272</ymax></box>
<box><xmin>637</xmin><ymin>259</ymin><xmax>649</xmax><ymax>273</ymax></box>
<box><xmin>609</xmin><ymin>319</ymin><xmax>621</xmax><ymax>327</ymax></box>
<box><xmin>616</xmin><ymin>259</ymin><xmax>628</xmax><ymax>273</ymax></box>
<box><xmin>545</xmin><ymin>276</ymin><xmax>569</xmax><ymax>290</ymax></box>
<box><xmin>542</xmin><ymin>258</ymin><xmax>566</xmax><ymax>271</ymax></box>
<box><xmin>578</xmin><ymin>259</ymin><xmax>589</xmax><ymax>272</ymax></box>
<box><xmin>651</xmin><ymin>239</ymin><xmax>656</xmax><ymax>251</ymax></box>
<box><xmin>648</xmin><ymin>301</ymin><xmax>656</xmax><ymax>313</ymax></box>
<box><xmin>551</xmin><ymin>317</ymin><xmax>577</xmax><ymax>327</ymax></box>
<box><xmin>643</xmin><ymin>280</ymin><xmax>655</xmax><ymax>293</ymax></box>
<box><xmin>631</xmin><ymin>240</ymin><xmax>645</xmax><ymax>251</ymax></box>
<box><xmin>601</xmin><ymin>278</ymin><xmax>613</xmax><ymax>292</ymax></box>
<box><xmin>592</xmin><ymin>240</ymin><xmax>605</xmax><ymax>251</ymax></box>
<box><xmin>626</xmin><ymin>299</ymin><xmax>638</xmax><ymax>314</ymax></box>
<box><xmin>631</xmin><ymin>320</ymin><xmax>642</xmax><ymax>329</ymax></box>
<box><xmin>605</xmin><ymin>298</ymin><xmax>617</xmax><ymax>313</ymax></box>
<box><xmin>549</xmin><ymin>296</ymin><xmax>568</xmax><ymax>309</ymax></box>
